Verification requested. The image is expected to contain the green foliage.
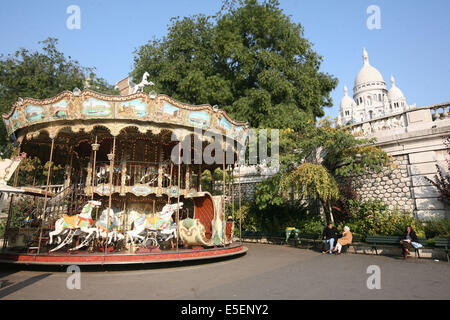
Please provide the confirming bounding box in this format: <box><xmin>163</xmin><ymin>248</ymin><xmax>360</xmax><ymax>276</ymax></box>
<box><xmin>254</xmin><ymin>174</ymin><xmax>284</xmax><ymax>210</ymax></box>
<box><xmin>296</xmin><ymin>216</ymin><xmax>324</xmax><ymax>236</ymax></box>
<box><xmin>279</xmin><ymin>119</ymin><xmax>390</xmax><ymax>177</ymax></box>
<box><xmin>280</xmin><ymin>163</ymin><xmax>339</xmax><ymax>203</ymax></box>
<box><xmin>423</xmin><ymin>218</ymin><xmax>450</xmax><ymax>239</ymax></box>
<box><xmin>1</xmin><ymin>198</ymin><xmax>35</xmax><ymax>235</ymax></box>
<box><xmin>337</xmin><ymin>199</ymin><xmax>425</xmax><ymax>238</ymax></box>
<box><xmin>0</xmin><ymin>38</ymin><xmax>117</xmax><ymax>153</ymax></box>
<box><xmin>16</xmin><ymin>157</ymin><xmax>65</xmax><ymax>186</ymax></box>
<box><xmin>0</xmin><ymin>221</ymin><xmax>5</xmax><ymax>238</ymax></box>
<box><xmin>132</xmin><ymin>0</ymin><xmax>337</xmax><ymax>130</ymax></box>
<box><xmin>238</xmin><ymin>199</ymin><xmax>308</xmax><ymax>233</ymax></box>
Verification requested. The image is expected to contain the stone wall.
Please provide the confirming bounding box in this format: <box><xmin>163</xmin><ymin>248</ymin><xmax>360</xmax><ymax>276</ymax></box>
<box><xmin>339</xmin><ymin>155</ymin><xmax>415</xmax><ymax>212</ymax></box>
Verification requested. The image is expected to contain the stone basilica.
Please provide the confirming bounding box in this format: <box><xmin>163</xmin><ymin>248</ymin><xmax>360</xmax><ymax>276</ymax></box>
<box><xmin>337</xmin><ymin>48</ymin><xmax>414</xmax><ymax>126</ymax></box>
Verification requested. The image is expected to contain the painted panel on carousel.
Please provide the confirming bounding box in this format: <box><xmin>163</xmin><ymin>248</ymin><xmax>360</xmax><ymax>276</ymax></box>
<box><xmin>51</xmin><ymin>99</ymin><xmax>69</xmax><ymax>119</ymax></box>
<box><xmin>131</xmin><ymin>184</ymin><xmax>153</xmax><ymax>196</ymax></box>
<box><xmin>116</xmin><ymin>99</ymin><xmax>147</xmax><ymax>118</ymax></box>
<box><xmin>82</xmin><ymin>98</ymin><xmax>112</xmax><ymax>117</ymax></box>
<box><xmin>217</xmin><ymin>114</ymin><xmax>231</xmax><ymax>131</ymax></box>
<box><xmin>9</xmin><ymin>109</ymin><xmax>21</xmax><ymax>132</ymax></box>
<box><xmin>158</xmin><ymin>102</ymin><xmax>181</xmax><ymax>120</ymax></box>
<box><xmin>189</xmin><ymin>111</ymin><xmax>210</xmax><ymax>128</ymax></box>
<box><xmin>96</xmin><ymin>184</ymin><xmax>112</xmax><ymax>196</ymax></box>
<box><xmin>166</xmin><ymin>186</ymin><xmax>179</xmax><ymax>198</ymax></box>
<box><xmin>25</xmin><ymin>105</ymin><xmax>45</xmax><ymax>123</ymax></box>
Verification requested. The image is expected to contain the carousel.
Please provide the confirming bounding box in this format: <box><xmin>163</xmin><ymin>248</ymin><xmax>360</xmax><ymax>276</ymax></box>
<box><xmin>0</xmin><ymin>87</ymin><xmax>248</xmax><ymax>265</ymax></box>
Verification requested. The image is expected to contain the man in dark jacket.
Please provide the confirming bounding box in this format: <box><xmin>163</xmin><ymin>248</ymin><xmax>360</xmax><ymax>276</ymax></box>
<box><xmin>322</xmin><ymin>223</ymin><xmax>339</xmax><ymax>254</ymax></box>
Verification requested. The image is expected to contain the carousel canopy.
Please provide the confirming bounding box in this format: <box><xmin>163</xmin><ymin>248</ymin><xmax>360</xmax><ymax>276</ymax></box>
<box><xmin>2</xmin><ymin>89</ymin><xmax>248</xmax><ymax>146</ymax></box>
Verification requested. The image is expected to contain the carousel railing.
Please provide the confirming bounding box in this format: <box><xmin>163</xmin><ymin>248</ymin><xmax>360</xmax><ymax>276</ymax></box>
<box><xmin>91</xmin><ymin>161</ymin><xmax>179</xmax><ymax>189</ymax></box>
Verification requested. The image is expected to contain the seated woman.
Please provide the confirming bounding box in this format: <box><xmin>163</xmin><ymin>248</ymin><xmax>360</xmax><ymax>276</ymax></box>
<box><xmin>400</xmin><ymin>226</ymin><xmax>418</xmax><ymax>259</ymax></box>
<box><xmin>332</xmin><ymin>226</ymin><xmax>352</xmax><ymax>254</ymax></box>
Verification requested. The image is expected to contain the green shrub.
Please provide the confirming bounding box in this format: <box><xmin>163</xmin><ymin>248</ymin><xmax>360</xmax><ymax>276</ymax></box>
<box><xmin>0</xmin><ymin>221</ymin><xmax>5</xmax><ymax>239</ymax></box>
<box><xmin>423</xmin><ymin>218</ymin><xmax>450</xmax><ymax>239</ymax></box>
<box><xmin>297</xmin><ymin>217</ymin><xmax>324</xmax><ymax>236</ymax></box>
<box><xmin>337</xmin><ymin>199</ymin><xmax>425</xmax><ymax>238</ymax></box>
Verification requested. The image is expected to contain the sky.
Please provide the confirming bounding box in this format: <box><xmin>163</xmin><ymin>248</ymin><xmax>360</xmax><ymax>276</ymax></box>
<box><xmin>0</xmin><ymin>0</ymin><xmax>449</xmax><ymax>120</ymax></box>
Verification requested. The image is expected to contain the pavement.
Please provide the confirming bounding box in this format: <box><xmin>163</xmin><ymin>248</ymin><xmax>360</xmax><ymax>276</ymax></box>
<box><xmin>0</xmin><ymin>243</ymin><xmax>449</xmax><ymax>300</ymax></box>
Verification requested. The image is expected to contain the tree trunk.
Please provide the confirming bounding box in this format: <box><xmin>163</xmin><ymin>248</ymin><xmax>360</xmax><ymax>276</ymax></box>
<box><xmin>328</xmin><ymin>202</ymin><xmax>335</xmax><ymax>224</ymax></box>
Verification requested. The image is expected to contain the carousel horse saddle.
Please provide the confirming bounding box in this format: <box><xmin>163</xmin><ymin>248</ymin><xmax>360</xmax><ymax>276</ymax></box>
<box><xmin>63</xmin><ymin>214</ymin><xmax>93</xmax><ymax>228</ymax></box>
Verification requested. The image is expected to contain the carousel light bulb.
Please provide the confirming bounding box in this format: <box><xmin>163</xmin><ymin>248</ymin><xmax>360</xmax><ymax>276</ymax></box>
<box><xmin>149</xmin><ymin>91</ymin><xmax>157</xmax><ymax>99</ymax></box>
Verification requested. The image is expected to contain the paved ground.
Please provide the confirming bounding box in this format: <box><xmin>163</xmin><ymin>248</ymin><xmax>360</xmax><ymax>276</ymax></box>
<box><xmin>0</xmin><ymin>243</ymin><xmax>449</xmax><ymax>300</ymax></box>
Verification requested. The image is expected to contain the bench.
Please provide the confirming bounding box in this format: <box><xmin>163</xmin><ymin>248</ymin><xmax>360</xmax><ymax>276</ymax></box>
<box><xmin>298</xmin><ymin>233</ymin><xmax>322</xmax><ymax>248</ymax></box>
<box><xmin>340</xmin><ymin>234</ymin><xmax>362</xmax><ymax>254</ymax></box>
<box><xmin>241</xmin><ymin>231</ymin><xmax>263</xmax><ymax>242</ymax></box>
<box><xmin>263</xmin><ymin>232</ymin><xmax>286</xmax><ymax>245</ymax></box>
<box><xmin>365</xmin><ymin>235</ymin><xmax>427</xmax><ymax>258</ymax></box>
<box><xmin>434</xmin><ymin>238</ymin><xmax>450</xmax><ymax>262</ymax></box>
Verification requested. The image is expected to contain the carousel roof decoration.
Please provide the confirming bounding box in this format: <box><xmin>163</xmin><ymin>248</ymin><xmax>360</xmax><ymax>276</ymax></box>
<box><xmin>2</xmin><ymin>89</ymin><xmax>249</xmax><ymax>147</ymax></box>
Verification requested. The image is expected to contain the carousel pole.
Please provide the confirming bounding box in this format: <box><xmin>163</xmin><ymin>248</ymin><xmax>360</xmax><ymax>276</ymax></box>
<box><xmin>169</xmin><ymin>162</ymin><xmax>173</xmax><ymax>187</ymax></box>
<box><xmin>91</xmin><ymin>136</ymin><xmax>99</xmax><ymax>221</ymax></box>
<box><xmin>2</xmin><ymin>145</ymin><xmax>21</xmax><ymax>251</ymax></box>
<box><xmin>123</xmin><ymin>198</ymin><xmax>128</xmax><ymax>252</ymax></box>
<box><xmin>222</xmin><ymin>148</ymin><xmax>226</xmax><ymax>245</ymax></box>
<box><xmin>231</xmin><ymin>164</ymin><xmax>234</xmax><ymax>223</ymax></box>
<box><xmin>197</xmin><ymin>164</ymin><xmax>202</xmax><ymax>192</ymax></box>
<box><xmin>176</xmin><ymin>144</ymin><xmax>181</xmax><ymax>254</ymax></box>
<box><xmin>37</xmin><ymin>138</ymin><xmax>55</xmax><ymax>255</ymax></box>
<box><xmin>105</xmin><ymin>135</ymin><xmax>116</xmax><ymax>255</ymax></box>
<box><xmin>67</xmin><ymin>146</ymin><xmax>74</xmax><ymax>203</ymax></box>
<box><xmin>91</xmin><ymin>136</ymin><xmax>98</xmax><ymax>200</ymax></box>
<box><xmin>238</xmin><ymin>157</ymin><xmax>242</xmax><ymax>245</ymax></box>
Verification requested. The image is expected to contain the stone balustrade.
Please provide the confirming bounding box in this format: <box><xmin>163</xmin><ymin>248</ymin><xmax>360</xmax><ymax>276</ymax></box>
<box><xmin>347</xmin><ymin>102</ymin><xmax>450</xmax><ymax>138</ymax></box>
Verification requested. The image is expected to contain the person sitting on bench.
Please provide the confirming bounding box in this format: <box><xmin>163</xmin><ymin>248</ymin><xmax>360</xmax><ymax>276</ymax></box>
<box><xmin>400</xmin><ymin>226</ymin><xmax>418</xmax><ymax>259</ymax></box>
<box><xmin>322</xmin><ymin>223</ymin><xmax>339</xmax><ymax>254</ymax></box>
<box><xmin>332</xmin><ymin>226</ymin><xmax>352</xmax><ymax>254</ymax></box>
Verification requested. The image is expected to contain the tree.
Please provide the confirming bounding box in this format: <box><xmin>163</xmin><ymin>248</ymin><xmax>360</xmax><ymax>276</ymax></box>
<box><xmin>0</xmin><ymin>37</ymin><xmax>117</xmax><ymax>154</ymax></box>
<box><xmin>132</xmin><ymin>0</ymin><xmax>337</xmax><ymax>130</ymax></box>
<box><xmin>257</xmin><ymin>120</ymin><xmax>390</xmax><ymax>223</ymax></box>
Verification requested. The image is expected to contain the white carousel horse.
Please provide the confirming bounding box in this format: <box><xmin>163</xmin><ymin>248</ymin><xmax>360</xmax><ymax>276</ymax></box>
<box><xmin>139</xmin><ymin>167</ymin><xmax>158</xmax><ymax>185</ymax></box>
<box><xmin>126</xmin><ymin>203</ymin><xmax>183</xmax><ymax>245</ymax></box>
<box><xmin>96</xmin><ymin>165</ymin><xmax>130</xmax><ymax>184</ymax></box>
<box><xmin>48</xmin><ymin>200</ymin><xmax>102</xmax><ymax>252</ymax></box>
<box><xmin>131</xmin><ymin>72</ymin><xmax>154</xmax><ymax>94</ymax></box>
<box><xmin>69</xmin><ymin>207</ymin><xmax>124</xmax><ymax>251</ymax></box>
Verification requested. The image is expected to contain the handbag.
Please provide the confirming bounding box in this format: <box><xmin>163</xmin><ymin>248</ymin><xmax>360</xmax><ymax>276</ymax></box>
<box><xmin>411</xmin><ymin>241</ymin><xmax>423</xmax><ymax>249</ymax></box>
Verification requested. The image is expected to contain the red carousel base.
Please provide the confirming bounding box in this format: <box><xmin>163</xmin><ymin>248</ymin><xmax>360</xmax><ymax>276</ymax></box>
<box><xmin>0</xmin><ymin>244</ymin><xmax>247</xmax><ymax>266</ymax></box>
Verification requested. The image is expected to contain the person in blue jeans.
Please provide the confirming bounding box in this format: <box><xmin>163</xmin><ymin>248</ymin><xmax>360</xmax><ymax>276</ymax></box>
<box><xmin>322</xmin><ymin>223</ymin><xmax>339</xmax><ymax>254</ymax></box>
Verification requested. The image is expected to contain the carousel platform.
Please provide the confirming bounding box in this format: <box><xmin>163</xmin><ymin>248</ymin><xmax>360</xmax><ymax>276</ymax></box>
<box><xmin>0</xmin><ymin>244</ymin><xmax>247</xmax><ymax>266</ymax></box>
